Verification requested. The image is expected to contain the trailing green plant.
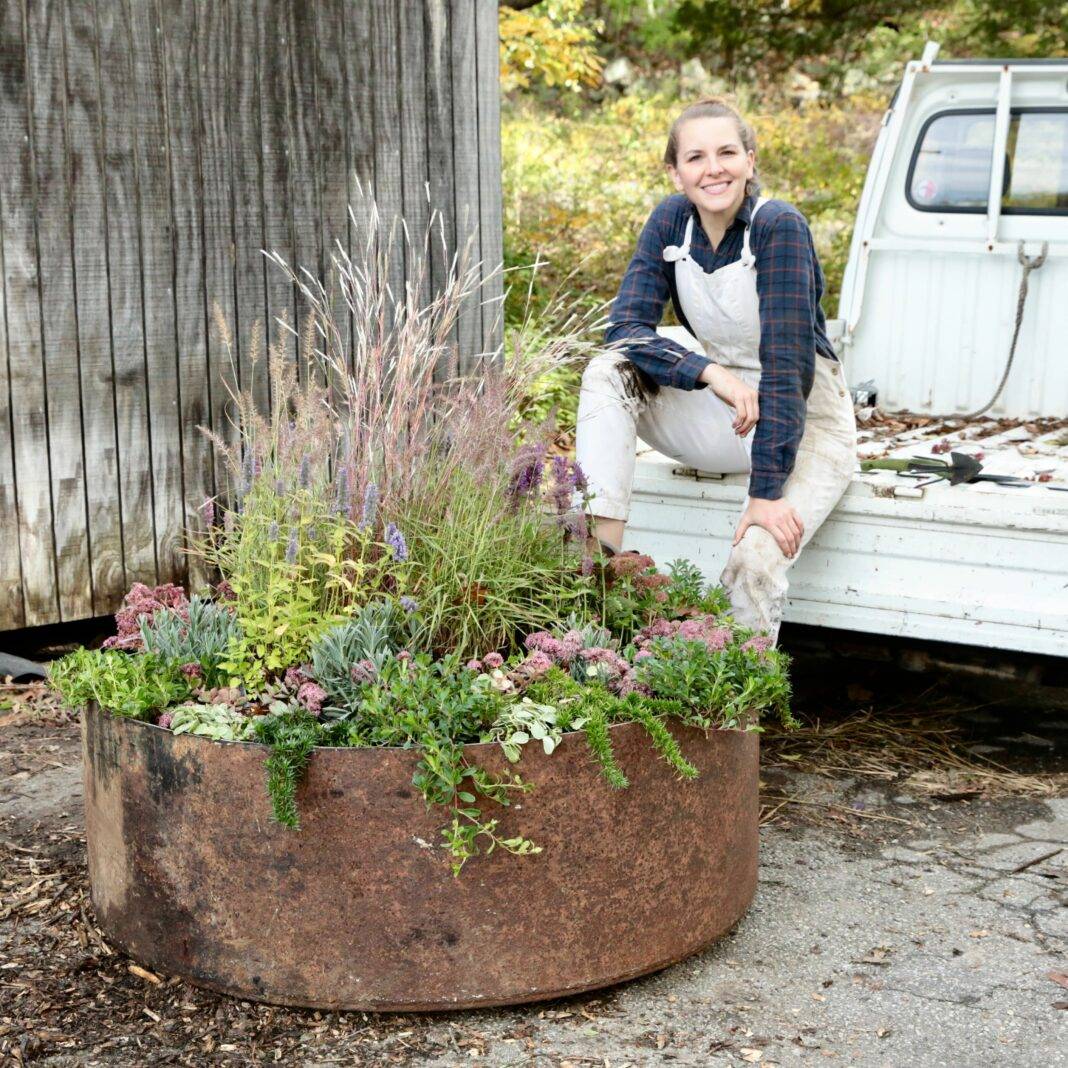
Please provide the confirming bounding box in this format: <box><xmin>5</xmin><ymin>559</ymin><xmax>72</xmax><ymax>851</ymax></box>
<box><xmin>625</xmin><ymin>698</ymin><xmax>699</xmax><ymax>780</ymax></box>
<box><xmin>168</xmin><ymin>703</ymin><xmax>257</xmax><ymax>742</ymax></box>
<box><xmin>580</xmin><ymin>699</ymin><xmax>629</xmax><ymax>789</ymax></box>
<box><xmin>251</xmin><ymin>708</ymin><xmax>326</xmax><ymax>830</ymax></box>
<box><xmin>139</xmin><ymin>596</ymin><xmax>242</xmax><ymax>688</ymax></box>
<box><xmin>49</xmin><ymin>649</ymin><xmax>192</xmax><ymax>721</ymax></box>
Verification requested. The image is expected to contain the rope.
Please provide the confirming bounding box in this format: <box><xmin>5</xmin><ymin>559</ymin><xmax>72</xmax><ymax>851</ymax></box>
<box><xmin>957</xmin><ymin>241</ymin><xmax>1048</xmax><ymax>421</ymax></box>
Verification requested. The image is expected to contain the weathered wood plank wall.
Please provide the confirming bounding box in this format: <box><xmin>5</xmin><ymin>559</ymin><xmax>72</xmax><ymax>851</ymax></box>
<box><xmin>0</xmin><ymin>0</ymin><xmax>504</xmax><ymax>631</ymax></box>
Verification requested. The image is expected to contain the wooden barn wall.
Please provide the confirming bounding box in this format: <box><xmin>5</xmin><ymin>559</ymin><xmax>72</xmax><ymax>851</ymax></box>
<box><xmin>0</xmin><ymin>0</ymin><xmax>504</xmax><ymax>631</ymax></box>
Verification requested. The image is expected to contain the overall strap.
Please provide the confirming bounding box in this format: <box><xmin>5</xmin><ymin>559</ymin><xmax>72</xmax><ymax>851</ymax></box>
<box><xmin>741</xmin><ymin>196</ymin><xmax>770</xmax><ymax>264</ymax></box>
<box><xmin>662</xmin><ymin>215</ymin><xmax>694</xmax><ymax>263</ymax></box>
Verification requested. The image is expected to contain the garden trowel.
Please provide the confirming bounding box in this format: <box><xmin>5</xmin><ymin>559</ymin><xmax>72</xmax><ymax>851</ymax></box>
<box><xmin>860</xmin><ymin>451</ymin><xmax>1031</xmax><ymax>487</ymax></box>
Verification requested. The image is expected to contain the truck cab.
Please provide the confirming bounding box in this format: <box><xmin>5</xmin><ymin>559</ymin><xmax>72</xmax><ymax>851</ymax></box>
<box><xmin>630</xmin><ymin>44</ymin><xmax>1068</xmax><ymax>656</ymax></box>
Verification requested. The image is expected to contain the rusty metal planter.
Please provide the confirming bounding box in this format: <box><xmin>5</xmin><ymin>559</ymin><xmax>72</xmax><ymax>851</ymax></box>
<box><xmin>82</xmin><ymin>703</ymin><xmax>759</xmax><ymax>1011</ymax></box>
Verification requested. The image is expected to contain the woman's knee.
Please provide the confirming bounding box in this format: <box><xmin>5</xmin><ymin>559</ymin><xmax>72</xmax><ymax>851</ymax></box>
<box><xmin>724</xmin><ymin>525</ymin><xmax>787</xmax><ymax>583</ymax></box>
<box><xmin>579</xmin><ymin>357</ymin><xmax>644</xmax><ymax>417</ymax></box>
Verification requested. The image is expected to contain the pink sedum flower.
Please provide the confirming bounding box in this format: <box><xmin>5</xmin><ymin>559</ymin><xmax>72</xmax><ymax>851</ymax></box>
<box><xmin>103</xmin><ymin>582</ymin><xmax>189</xmax><ymax>651</ymax></box>
<box><xmin>483</xmin><ymin>652</ymin><xmax>504</xmax><ymax>670</ymax></box>
<box><xmin>297</xmin><ymin>682</ymin><xmax>327</xmax><ymax>717</ymax></box>
<box><xmin>513</xmin><ymin>651</ymin><xmax>553</xmax><ymax>680</ymax></box>
<box><xmin>157</xmin><ymin>712</ymin><xmax>174</xmax><ymax>730</ymax></box>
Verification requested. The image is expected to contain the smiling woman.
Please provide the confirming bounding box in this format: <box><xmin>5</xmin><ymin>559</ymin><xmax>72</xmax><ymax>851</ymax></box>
<box><xmin>576</xmin><ymin>98</ymin><xmax>858</xmax><ymax>644</ymax></box>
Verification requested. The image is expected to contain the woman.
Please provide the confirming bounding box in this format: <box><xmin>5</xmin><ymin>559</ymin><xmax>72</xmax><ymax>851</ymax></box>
<box><xmin>576</xmin><ymin>99</ymin><xmax>856</xmax><ymax>643</ymax></box>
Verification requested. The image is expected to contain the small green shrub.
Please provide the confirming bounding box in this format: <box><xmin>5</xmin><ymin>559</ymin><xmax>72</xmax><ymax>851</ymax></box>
<box><xmin>310</xmin><ymin>600</ymin><xmax>409</xmax><ymax>720</ymax></box>
<box><xmin>637</xmin><ymin>637</ymin><xmax>793</xmax><ymax>729</ymax></box>
<box><xmin>139</xmin><ymin>596</ymin><xmax>242</xmax><ymax>689</ymax></box>
<box><xmin>49</xmin><ymin>649</ymin><xmax>192</xmax><ymax>721</ymax></box>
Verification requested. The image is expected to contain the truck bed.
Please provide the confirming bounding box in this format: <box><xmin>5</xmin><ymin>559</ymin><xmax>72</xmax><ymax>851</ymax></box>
<box><xmin>626</xmin><ymin>410</ymin><xmax>1068</xmax><ymax>656</ymax></box>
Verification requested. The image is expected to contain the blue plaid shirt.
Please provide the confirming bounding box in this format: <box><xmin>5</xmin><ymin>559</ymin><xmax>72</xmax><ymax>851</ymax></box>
<box><xmin>605</xmin><ymin>193</ymin><xmax>837</xmax><ymax>501</ymax></box>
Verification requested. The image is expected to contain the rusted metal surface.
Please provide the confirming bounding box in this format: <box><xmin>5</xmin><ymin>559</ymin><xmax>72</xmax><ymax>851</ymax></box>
<box><xmin>82</xmin><ymin>704</ymin><xmax>759</xmax><ymax>1011</ymax></box>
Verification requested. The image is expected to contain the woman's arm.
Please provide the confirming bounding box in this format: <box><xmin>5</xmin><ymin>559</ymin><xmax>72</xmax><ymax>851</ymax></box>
<box><xmin>605</xmin><ymin>206</ymin><xmax>711</xmax><ymax>391</ymax></box>
<box><xmin>748</xmin><ymin>208</ymin><xmax>822</xmax><ymax>501</ymax></box>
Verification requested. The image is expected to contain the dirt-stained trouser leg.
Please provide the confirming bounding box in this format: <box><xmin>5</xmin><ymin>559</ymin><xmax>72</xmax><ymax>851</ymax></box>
<box><xmin>720</xmin><ymin>357</ymin><xmax>857</xmax><ymax>642</ymax></box>
<box><xmin>576</xmin><ymin>353</ymin><xmax>751</xmax><ymax>523</ymax></box>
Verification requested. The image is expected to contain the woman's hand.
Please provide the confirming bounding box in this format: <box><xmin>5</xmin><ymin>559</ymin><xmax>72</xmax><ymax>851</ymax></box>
<box><xmin>699</xmin><ymin>364</ymin><xmax>759</xmax><ymax>435</ymax></box>
<box><xmin>733</xmin><ymin>498</ymin><xmax>805</xmax><ymax>559</ymax></box>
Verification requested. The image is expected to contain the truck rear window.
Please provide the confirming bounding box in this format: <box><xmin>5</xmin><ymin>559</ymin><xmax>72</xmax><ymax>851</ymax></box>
<box><xmin>907</xmin><ymin>108</ymin><xmax>1068</xmax><ymax>214</ymax></box>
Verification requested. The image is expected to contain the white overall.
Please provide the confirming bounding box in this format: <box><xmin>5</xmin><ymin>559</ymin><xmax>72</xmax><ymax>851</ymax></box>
<box><xmin>576</xmin><ymin>199</ymin><xmax>857</xmax><ymax>640</ymax></box>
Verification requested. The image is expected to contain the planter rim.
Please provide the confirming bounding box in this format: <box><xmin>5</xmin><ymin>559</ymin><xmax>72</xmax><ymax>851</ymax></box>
<box><xmin>84</xmin><ymin>700</ymin><xmax>754</xmax><ymax>756</ymax></box>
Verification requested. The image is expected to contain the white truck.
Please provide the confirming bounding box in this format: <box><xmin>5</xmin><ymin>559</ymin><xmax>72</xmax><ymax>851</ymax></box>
<box><xmin>631</xmin><ymin>44</ymin><xmax>1068</xmax><ymax>658</ymax></box>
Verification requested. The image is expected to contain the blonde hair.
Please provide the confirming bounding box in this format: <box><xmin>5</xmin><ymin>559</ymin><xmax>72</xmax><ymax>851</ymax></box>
<box><xmin>664</xmin><ymin>98</ymin><xmax>761</xmax><ymax>197</ymax></box>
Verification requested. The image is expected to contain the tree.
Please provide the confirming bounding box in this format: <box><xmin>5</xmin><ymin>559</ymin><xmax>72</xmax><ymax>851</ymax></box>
<box><xmin>673</xmin><ymin>0</ymin><xmax>929</xmax><ymax>77</ymax></box>
<box><xmin>499</xmin><ymin>0</ymin><xmax>605</xmax><ymax>93</ymax></box>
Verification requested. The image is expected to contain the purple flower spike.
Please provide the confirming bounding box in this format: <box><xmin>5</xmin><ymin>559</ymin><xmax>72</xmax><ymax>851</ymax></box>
<box><xmin>508</xmin><ymin>442</ymin><xmax>547</xmax><ymax>506</ymax></box>
<box><xmin>399</xmin><ymin>595</ymin><xmax>418</xmax><ymax>613</ymax></box>
<box><xmin>385</xmin><ymin>522</ymin><xmax>408</xmax><ymax>561</ymax></box>
<box><xmin>360</xmin><ymin>482</ymin><xmax>378</xmax><ymax>530</ymax></box>
<box><xmin>268</xmin><ymin>521</ymin><xmax>280</xmax><ymax>543</ymax></box>
<box><xmin>286</xmin><ymin>527</ymin><xmax>299</xmax><ymax>563</ymax></box>
<box><xmin>240</xmin><ymin>449</ymin><xmax>254</xmax><ymax>495</ymax></box>
<box><xmin>333</xmin><ymin>467</ymin><xmax>349</xmax><ymax>517</ymax></box>
<box><xmin>572</xmin><ymin>459</ymin><xmax>589</xmax><ymax>494</ymax></box>
<box><xmin>201</xmin><ymin>497</ymin><xmax>215</xmax><ymax>528</ymax></box>
<box><xmin>299</xmin><ymin>455</ymin><xmax>311</xmax><ymax>489</ymax></box>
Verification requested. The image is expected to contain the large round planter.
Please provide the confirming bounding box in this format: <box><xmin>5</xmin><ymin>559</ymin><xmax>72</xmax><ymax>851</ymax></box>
<box><xmin>82</xmin><ymin>703</ymin><xmax>759</xmax><ymax>1011</ymax></box>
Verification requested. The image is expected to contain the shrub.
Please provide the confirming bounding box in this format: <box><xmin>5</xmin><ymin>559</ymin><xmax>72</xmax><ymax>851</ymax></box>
<box><xmin>636</xmin><ymin>635</ymin><xmax>793</xmax><ymax>728</ymax></box>
<box><xmin>49</xmin><ymin>649</ymin><xmax>192</xmax><ymax>721</ymax></box>
<box><xmin>139</xmin><ymin>596</ymin><xmax>242</xmax><ymax>689</ymax></box>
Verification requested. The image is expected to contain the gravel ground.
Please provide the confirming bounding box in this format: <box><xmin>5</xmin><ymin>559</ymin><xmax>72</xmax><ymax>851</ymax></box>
<box><xmin>1</xmin><ymin>655</ymin><xmax>1066</xmax><ymax>1066</ymax></box>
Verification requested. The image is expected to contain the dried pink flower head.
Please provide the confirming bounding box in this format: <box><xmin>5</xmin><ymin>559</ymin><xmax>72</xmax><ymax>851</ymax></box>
<box><xmin>483</xmin><ymin>652</ymin><xmax>504</xmax><ymax>670</ymax></box>
<box><xmin>607</xmin><ymin>552</ymin><xmax>655</xmax><ymax>579</ymax></box>
<box><xmin>179</xmin><ymin>662</ymin><xmax>203</xmax><ymax>680</ymax></box>
<box><xmin>284</xmin><ymin>666</ymin><xmax>310</xmax><ymax>691</ymax></box>
<box><xmin>465</xmin><ymin>658</ymin><xmax>484</xmax><ymax>673</ymax></box>
<box><xmin>514</xmin><ymin>650</ymin><xmax>554</xmax><ymax>680</ymax></box>
<box><xmin>633</xmin><ymin>572</ymin><xmax>671</xmax><ymax>591</ymax></box>
<box><xmin>558</xmin><ymin>630</ymin><xmax>585</xmax><ymax>664</ymax></box>
<box><xmin>742</xmin><ymin>635</ymin><xmax>774</xmax><ymax>653</ymax></box>
<box><xmin>297</xmin><ymin>682</ymin><xmax>327</xmax><ymax>716</ymax></box>
<box><xmin>581</xmin><ymin>646</ymin><xmax>628</xmax><ymax>676</ymax></box>
<box><xmin>349</xmin><ymin>659</ymin><xmax>377</xmax><ymax>685</ymax></box>
<box><xmin>525</xmin><ymin>632</ymin><xmax>565</xmax><ymax>661</ymax></box>
<box><xmin>103</xmin><ymin>582</ymin><xmax>189</xmax><ymax>651</ymax></box>
<box><xmin>157</xmin><ymin>712</ymin><xmax>174</xmax><ymax>730</ymax></box>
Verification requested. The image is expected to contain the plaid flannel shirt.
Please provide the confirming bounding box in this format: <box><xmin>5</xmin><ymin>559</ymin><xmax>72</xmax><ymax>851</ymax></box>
<box><xmin>605</xmin><ymin>193</ymin><xmax>837</xmax><ymax>501</ymax></box>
